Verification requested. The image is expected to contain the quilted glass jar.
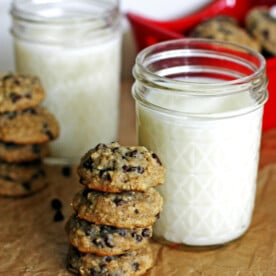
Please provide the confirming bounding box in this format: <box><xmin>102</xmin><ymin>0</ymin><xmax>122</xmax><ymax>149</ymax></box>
<box><xmin>132</xmin><ymin>39</ymin><xmax>268</xmax><ymax>246</ymax></box>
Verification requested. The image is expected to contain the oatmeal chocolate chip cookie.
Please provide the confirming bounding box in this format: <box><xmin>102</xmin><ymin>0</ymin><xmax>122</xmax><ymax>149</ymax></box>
<box><xmin>0</xmin><ymin>162</ymin><xmax>47</xmax><ymax>197</ymax></box>
<box><xmin>0</xmin><ymin>73</ymin><xmax>45</xmax><ymax>113</ymax></box>
<box><xmin>190</xmin><ymin>15</ymin><xmax>261</xmax><ymax>51</ymax></box>
<box><xmin>72</xmin><ymin>188</ymin><xmax>163</xmax><ymax>228</ymax></box>
<box><xmin>78</xmin><ymin>142</ymin><xmax>165</xmax><ymax>193</ymax></box>
<box><xmin>0</xmin><ymin>106</ymin><xmax>59</xmax><ymax>144</ymax></box>
<box><xmin>66</xmin><ymin>214</ymin><xmax>152</xmax><ymax>256</ymax></box>
<box><xmin>246</xmin><ymin>7</ymin><xmax>276</xmax><ymax>56</ymax></box>
<box><xmin>0</xmin><ymin>142</ymin><xmax>49</xmax><ymax>163</ymax></box>
<box><xmin>67</xmin><ymin>245</ymin><xmax>153</xmax><ymax>276</ymax></box>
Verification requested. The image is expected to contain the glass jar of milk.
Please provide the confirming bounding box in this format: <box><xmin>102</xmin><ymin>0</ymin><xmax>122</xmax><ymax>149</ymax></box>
<box><xmin>11</xmin><ymin>0</ymin><xmax>122</xmax><ymax>163</ymax></box>
<box><xmin>132</xmin><ymin>39</ymin><xmax>268</xmax><ymax>247</ymax></box>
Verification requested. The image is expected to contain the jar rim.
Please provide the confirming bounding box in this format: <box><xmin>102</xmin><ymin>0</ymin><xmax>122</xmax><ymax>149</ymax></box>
<box><xmin>11</xmin><ymin>0</ymin><xmax>119</xmax><ymax>25</ymax></box>
<box><xmin>133</xmin><ymin>38</ymin><xmax>267</xmax><ymax>96</ymax></box>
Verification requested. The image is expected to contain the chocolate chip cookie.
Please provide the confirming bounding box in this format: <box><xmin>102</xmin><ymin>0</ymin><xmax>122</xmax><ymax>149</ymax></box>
<box><xmin>0</xmin><ymin>73</ymin><xmax>45</xmax><ymax>113</ymax></box>
<box><xmin>72</xmin><ymin>188</ymin><xmax>163</xmax><ymax>228</ymax></box>
<box><xmin>67</xmin><ymin>245</ymin><xmax>153</xmax><ymax>276</ymax></box>
<box><xmin>0</xmin><ymin>161</ymin><xmax>47</xmax><ymax>196</ymax></box>
<box><xmin>190</xmin><ymin>15</ymin><xmax>261</xmax><ymax>51</ymax></box>
<box><xmin>78</xmin><ymin>142</ymin><xmax>165</xmax><ymax>193</ymax></box>
<box><xmin>0</xmin><ymin>106</ymin><xmax>59</xmax><ymax>144</ymax></box>
<box><xmin>66</xmin><ymin>215</ymin><xmax>152</xmax><ymax>256</ymax></box>
<box><xmin>0</xmin><ymin>142</ymin><xmax>49</xmax><ymax>163</ymax></box>
<box><xmin>246</xmin><ymin>7</ymin><xmax>276</xmax><ymax>56</ymax></box>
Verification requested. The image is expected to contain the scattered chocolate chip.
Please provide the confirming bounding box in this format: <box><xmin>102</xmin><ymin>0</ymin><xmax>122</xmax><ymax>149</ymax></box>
<box><xmin>51</xmin><ymin>198</ymin><xmax>63</xmax><ymax>210</ymax></box>
<box><xmin>132</xmin><ymin>233</ymin><xmax>143</xmax><ymax>242</ymax></box>
<box><xmin>113</xmin><ymin>197</ymin><xmax>126</xmax><ymax>206</ymax></box>
<box><xmin>125</xmin><ymin>150</ymin><xmax>138</xmax><ymax>158</ymax></box>
<box><xmin>151</xmin><ymin>153</ymin><xmax>162</xmax><ymax>165</ymax></box>
<box><xmin>44</xmin><ymin>130</ymin><xmax>54</xmax><ymax>140</ymax></box>
<box><xmin>132</xmin><ymin>262</ymin><xmax>139</xmax><ymax>271</ymax></box>
<box><xmin>142</xmin><ymin>228</ymin><xmax>151</xmax><ymax>238</ymax></box>
<box><xmin>262</xmin><ymin>29</ymin><xmax>269</xmax><ymax>40</ymax></box>
<box><xmin>156</xmin><ymin>212</ymin><xmax>160</xmax><ymax>219</ymax></box>
<box><xmin>122</xmin><ymin>165</ymin><xmax>144</xmax><ymax>174</ymax></box>
<box><xmin>61</xmin><ymin>166</ymin><xmax>71</xmax><ymax>177</ymax></box>
<box><xmin>32</xmin><ymin>144</ymin><xmax>41</xmax><ymax>154</ymax></box>
<box><xmin>83</xmin><ymin>157</ymin><xmax>93</xmax><ymax>169</ymax></box>
<box><xmin>99</xmin><ymin>170</ymin><xmax>111</xmax><ymax>181</ymax></box>
<box><xmin>82</xmin><ymin>189</ymin><xmax>90</xmax><ymax>198</ymax></box>
<box><xmin>93</xmin><ymin>238</ymin><xmax>105</xmax><ymax>248</ymax></box>
<box><xmin>95</xmin><ymin>143</ymin><xmax>107</xmax><ymax>150</ymax></box>
<box><xmin>27</xmin><ymin>108</ymin><xmax>37</xmax><ymax>115</ymax></box>
<box><xmin>13</xmin><ymin>79</ymin><xmax>21</xmax><ymax>85</ymax></box>
<box><xmin>5</xmin><ymin>111</ymin><xmax>16</xmax><ymax>120</ymax></box>
<box><xmin>88</xmin><ymin>268</ymin><xmax>96</xmax><ymax>275</ymax></box>
<box><xmin>116</xmin><ymin>229</ymin><xmax>126</xmax><ymax>237</ymax></box>
<box><xmin>10</xmin><ymin>92</ymin><xmax>22</xmax><ymax>103</ymax></box>
<box><xmin>104</xmin><ymin>234</ymin><xmax>115</xmax><ymax>248</ymax></box>
<box><xmin>22</xmin><ymin>181</ymin><xmax>31</xmax><ymax>191</ymax></box>
<box><xmin>24</xmin><ymin>93</ymin><xmax>32</xmax><ymax>99</ymax></box>
<box><xmin>53</xmin><ymin>210</ymin><xmax>64</xmax><ymax>222</ymax></box>
<box><xmin>134</xmin><ymin>209</ymin><xmax>139</xmax><ymax>214</ymax></box>
<box><xmin>104</xmin><ymin>256</ymin><xmax>113</xmax><ymax>263</ymax></box>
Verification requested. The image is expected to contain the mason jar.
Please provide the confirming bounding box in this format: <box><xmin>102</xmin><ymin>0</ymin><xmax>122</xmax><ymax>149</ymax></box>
<box><xmin>132</xmin><ymin>39</ymin><xmax>268</xmax><ymax>246</ymax></box>
<box><xmin>11</xmin><ymin>0</ymin><xmax>122</xmax><ymax>163</ymax></box>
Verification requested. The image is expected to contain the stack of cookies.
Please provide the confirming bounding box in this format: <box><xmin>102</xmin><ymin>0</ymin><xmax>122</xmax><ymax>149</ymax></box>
<box><xmin>66</xmin><ymin>142</ymin><xmax>165</xmax><ymax>275</ymax></box>
<box><xmin>0</xmin><ymin>73</ymin><xmax>59</xmax><ymax>197</ymax></box>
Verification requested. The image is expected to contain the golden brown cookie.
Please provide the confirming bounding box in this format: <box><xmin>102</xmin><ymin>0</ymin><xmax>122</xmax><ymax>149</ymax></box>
<box><xmin>72</xmin><ymin>188</ymin><xmax>163</xmax><ymax>229</ymax></box>
<box><xmin>67</xmin><ymin>245</ymin><xmax>153</xmax><ymax>276</ymax></box>
<box><xmin>78</xmin><ymin>142</ymin><xmax>165</xmax><ymax>193</ymax></box>
<box><xmin>0</xmin><ymin>161</ymin><xmax>47</xmax><ymax>197</ymax></box>
<box><xmin>66</xmin><ymin>214</ymin><xmax>152</xmax><ymax>256</ymax></box>
<box><xmin>0</xmin><ymin>142</ymin><xmax>49</xmax><ymax>163</ymax></box>
<box><xmin>0</xmin><ymin>106</ymin><xmax>59</xmax><ymax>144</ymax></box>
<box><xmin>0</xmin><ymin>72</ymin><xmax>45</xmax><ymax>113</ymax></box>
<box><xmin>190</xmin><ymin>15</ymin><xmax>261</xmax><ymax>51</ymax></box>
<box><xmin>246</xmin><ymin>7</ymin><xmax>276</xmax><ymax>56</ymax></box>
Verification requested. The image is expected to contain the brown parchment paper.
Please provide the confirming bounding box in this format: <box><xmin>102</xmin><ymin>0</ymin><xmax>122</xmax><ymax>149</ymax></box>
<box><xmin>0</xmin><ymin>130</ymin><xmax>275</xmax><ymax>276</ymax></box>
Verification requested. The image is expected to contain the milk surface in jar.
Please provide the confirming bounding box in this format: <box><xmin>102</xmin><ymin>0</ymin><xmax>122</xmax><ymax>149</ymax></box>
<box><xmin>132</xmin><ymin>39</ymin><xmax>268</xmax><ymax>246</ymax></box>
<box><xmin>11</xmin><ymin>0</ymin><xmax>122</xmax><ymax>163</ymax></box>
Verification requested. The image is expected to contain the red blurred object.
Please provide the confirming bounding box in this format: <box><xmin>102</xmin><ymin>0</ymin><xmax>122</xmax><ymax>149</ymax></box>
<box><xmin>127</xmin><ymin>0</ymin><xmax>276</xmax><ymax>131</ymax></box>
<box><xmin>263</xmin><ymin>58</ymin><xmax>276</xmax><ymax>132</ymax></box>
<box><xmin>127</xmin><ymin>0</ymin><xmax>251</xmax><ymax>50</ymax></box>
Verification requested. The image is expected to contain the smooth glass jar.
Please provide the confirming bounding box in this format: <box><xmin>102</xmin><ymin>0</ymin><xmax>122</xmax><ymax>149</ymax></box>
<box><xmin>11</xmin><ymin>0</ymin><xmax>122</xmax><ymax>163</ymax></box>
<box><xmin>132</xmin><ymin>39</ymin><xmax>268</xmax><ymax>246</ymax></box>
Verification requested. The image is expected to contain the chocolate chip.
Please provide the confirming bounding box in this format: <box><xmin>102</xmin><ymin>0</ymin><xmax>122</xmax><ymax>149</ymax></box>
<box><xmin>152</xmin><ymin>153</ymin><xmax>162</xmax><ymax>165</ymax></box>
<box><xmin>262</xmin><ymin>29</ymin><xmax>269</xmax><ymax>40</ymax></box>
<box><xmin>32</xmin><ymin>144</ymin><xmax>41</xmax><ymax>154</ymax></box>
<box><xmin>5</xmin><ymin>111</ymin><xmax>16</xmax><ymax>120</ymax></box>
<box><xmin>53</xmin><ymin>210</ymin><xmax>64</xmax><ymax>222</ymax></box>
<box><xmin>99</xmin><ymin>170</ymin><xmax>111</xmax><ymax>181</ymax></box>
<box><xmin>104</xmin><ymin>256</ymin><xmax>113</xmax><ymax>263</ymax></box>
<box><xmin>10</xmin><ymin>92</ymin><xmax>22</xmax><ymax>103</ymax></box>
<box><xmin>22</xmin><ymin>181</ymin><xmax>31</xmax><ymax>191</ymax></box>
<box><xmin>88</xmin><ymin>268</ymin><xmax>96</xmax><ymax>275</ymax></box>
<box><xmin>122</xmin><ymin>165</ymin><xmax>144</xmax><ymax>174</ymax></box>
<box><xmin>142</xmin><ymin>228</ymin><xmax>151</xmax><ymax>238</ymax></box>
<box><xmin>132</xmin><ymin>262</ymin><xmax>139</xmax><ymax>271</ymax></box>
<box><xmin>82</xmin><ymin>189</ymin><xmax>90</xmax><ymax>198</ymax></box>
<box><xmin>116</xmin><ymin>229</ymin><xmax>126</xmax><ymax>237</ymax></box>
<box><xmin>51</xmin><ymin>198</ymin><xmax>63</xmax><ymax>210</ymax></box>
<box><xmin>13</xmin><ymin>79</ymin><xmax>21</xmax><ymax>86</ymax></box>
<box><xmin>61</xmin><ymin>166</ymin><xmax>71</xmax><ymax>177</ymax></box>
<box><xmin>44</xmin><ymin>130</ymin><xmax>54</xmax><ymax>140</ymax></box>
<box><xmin>83</xmin><ymin>157</ymin><xmax>93</xmax><ymax>169</ymax></box>
<box><xmin>156</xmin><ymin>212</ymin><xmax>160</xmax><ymax>219</ymax></box>
<box><xmin>134</xmin><ymin>209</ymin><xmax>139</xmax><ymax>214</ymax></box>
<box><xmin>92</xmin><ymin>238</ymin><xmax>105</xmax><ymax>248</ymax></box>
<box><xmin>95</xmin><ymin>143</ymin><xmax>107</xmax><ymax>150</ymax></box>
<box><xmin>104</xmin><ymin>234</ymin><xmax>115</xmax><ymax>248</ymax></box>
<box><xmin>27</xmin><ymin>108</ymin><xmax>37</xmax><ymax>115</ymax></box>
<box><xmin>125</xmin><ymin>149</ymin><xmax>138</xmax><ymax>158</ymax></box>
<box><xmin>132</xmin><ymin>233</ymin><xmax>143</xmax><ymax>242</ymax></box>
<box><xmin>113</xmin><ymin>197</ymin><xmax>126</xmax><ymax>206</ymax></box>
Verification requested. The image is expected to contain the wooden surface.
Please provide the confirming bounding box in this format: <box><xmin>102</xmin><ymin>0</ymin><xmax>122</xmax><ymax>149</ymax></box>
<box><xmin>0</xmin><ymin>81</ymin><xmax>276</xmax><ymax>275</ymax></box>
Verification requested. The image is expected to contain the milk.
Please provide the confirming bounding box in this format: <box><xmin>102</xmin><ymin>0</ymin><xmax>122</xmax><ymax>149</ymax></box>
<box><xmin>14</xmin><ymin>36</ymin><xmax>121</xmax><ymax>163</ymax></box>
<box><xmin>136</xmin><ymin>85</ymin><xmax>263</xmax><ymax>246</ymax></box>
